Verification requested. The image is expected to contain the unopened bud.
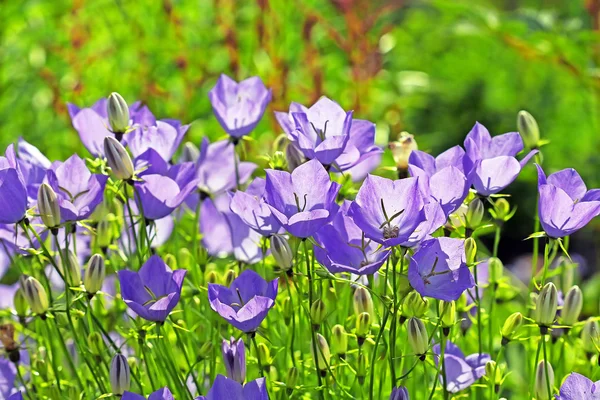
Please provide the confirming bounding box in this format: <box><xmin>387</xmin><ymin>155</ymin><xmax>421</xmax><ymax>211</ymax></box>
<box><xmin>84</xmin><ymin>254</ymin><xmax>105</xmax><ymax>294</ymax></box>
<box><xmin>224</xmin><ymin>270</ymin><xmax>237</xmax><ymax>287</ymax></box>
<box><xmin>390</xmin><ymin>386</ymin><xmax>410</xmax><ymax>400</ymax></box>
<box><xmin>286</xmin><ymin>367</ymin><xmax>299</xmax><ymax>389</ymax></box>
<box><xmin>517</xmin><ymin>110</ymin><xmax>540</xmax><ymax>149</ymax></box>
<box><xmin>310</xmin><ymin>299</ymin><xmax>327</xmax><ymax>329</ymax></box>
<box><xmin>38</xmin><ymin>183</ymin><xmax>61</xmax><ymax>229</ymax></box>
<box><xmin>485</xmin><ymin>360</ymin><xmax>502</xmax><ymax>386</ymax></box>
<box><xmin>501</xmin><ymin>312</ymin><xmax>524</xmax><ymax>343</ymax></box>
<box><xmin>407</xmin><ymin>317</ymin><xmax>428</xmax><ymax>358</ymax></box>
<box><xmin>534</xmin><ymin>360</ymin><xmax>554</xmax><ymax>400</ymax></box>
<box><xmin>488</xmin><ymin>257</ymin><xmax>504</xmax><ymax>284</ymax></box>
<box><xmin>535</xmin><ymin>283</ymin><xmax>558</xmax><ymax>329</ymax></box>
<box><xmin>58</xmin><ymin>250</ymin><xmax>81</xmax><ymax>286</ymax></box>
<box><xmin>582</xmin><ymin>319</ymin><xmax>600</xmax><ymax>353</ymax></box>
<box><xmin>88</xmin><ymin>332</ymin><xmax>104</xmax><ymax>356</ymax></box>
<box><xmin>466</xmin><ymin>198</ymin><xmax>484</xmax><ymax>230</ymax></box>
<box><xmin>494</xmin><ymin>199</ymin><xmax>511</xmax><ymax>221</ymax></box>
<box><xmin>107</xmin><ymin>92</ymin><xmax>130</xmax><ymax>133</ymax></box>
<box><xmin>438</xmin><ymin>301</ymin><xmax>456</xmax><ymax>329</ymax></box>
<box><xmin>96</xmin><ymin>217</ymin><xmax>114</xmax><ymax>248</ymax></box>
<box><xmin>313</xmin><ymin>333</ymin><xmax>331</xmax><ymax>373</ymax></box>
<box><xmin>271</xmin><ymin>235</ymin><xmax>293</xmax><ymax>271</ymax></box>
<box><xmin>282</xmin><ymin>296</ymin><xmax>293</xmax><ymax>323</ymax></box>
<box><xmin>356</xmin><ymin>312</ymin><xmax>371</xmax><ymax>345</ymax></box>
<box><xmin>163</xmin><ymin>254</ymin><xmax>177</xmax><ymax>270</ymax></box>
<box><xmin>221</xmin><ymin>337</ymin><xmax>245</xmax><ymax>383</ymax></box>
<box><xmin>464</xmin><ymin>237</ymin><xmax>477</xmax><ymax>265</ymax></box>
<box><xmin>205</xmin><ymin>271</ymin><xmax>218</xmax><ymax>285</ymax></box>
<box><xmin>331</xmin><ymin>325</ymin><xmax>348</xmax><ymax>357</ymax></box>
<box><xmin>104</xmin><ymin>137</ymin><xmax>134</xmax><ymax>181</ymax></box>
<box><xmin>389</xmin><ymin>132</ymin><xmax>417</xmax><ymax>170</ymax></box>
<box><xmin>561</xmin><ymin>286</ymin><xmax>583</xmax><ymax>326</ymax></box>
<box><xmin>20</xmin><ymin>275</ymin><xmax>49</xmax><ymax>315</ymax></box>
<box><xmin>13</xmin><ymin>288</ymin><xmax>29</xmax><ymax>317</ymax></box>
<box><xmin>178</xmin><ymin>248</ymin><xmax>193</xmax><ymax>270</ymax></box>
<box><xmin>402</xmin><ymin>291</ymin><xmax>429</xmax><ymax>319</ymax></box>
<box><xmin>356</xmin><ymin>352</ymin><xmax>368</xmax><ymax>385</ymax></box>
<box><xmin>109</xmin><ymin>354</ymin><xmax>131</xmax><ymax>395</ymax></box>
<box><xmin>257</xmin><ymin>342</ymin><xmax>271</xmax><ymax>368</ymax></box>
<box><xmin>353</xmin><ymin>287</ymin><xmax>374</xmax><ymax>317</ymax></box>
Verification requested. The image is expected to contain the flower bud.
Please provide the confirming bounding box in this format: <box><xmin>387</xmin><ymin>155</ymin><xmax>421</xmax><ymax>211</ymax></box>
<box><xmin>271</xmin><ymin>235</ymin><xmax>293</xmax><ymax>271</ymax></box>
<box><xmin>402</xmin><ymin>291</ymin><xmax>429</xmax><ymax>319</ymax></box>
<box><xmin>269</xmin><ymin>151</ymin><xmax>288</xmax><ymax>171</ymax></box>
<box><xmin>331</xmin><ymin>325</ymin><xmax>348</xmax><ymax>357</ymax></box>
<box><xmin>96</xmin><ymin>217</ymin><xmax>114</xmax><ymax>248</ymax></box>
<box><xmin>199</xmin><ymin>342</ymin><xmax>214</xmax><ymax>359</ymax></box>
<box><xmin>84</xmin><ymin>254</ymin><xmax>105</xmax><ymax>294</ymax></box>
<box><xmin>356</xmin><ymin>312</ymin><xmax>371</xmax><ymax>345</ymax></box>
<box><xmin>517</xmin><ymin>110</ymin><xmax>540</xmax><ymax>149</ymax></box>
<box><xmin>389</xmin><ymin>132</ymin><xmax>417</xmax><ymax>170</ymax></box>
<box><xmin>356</xmin><ymin>352</ymin><xmax>368</xmax><ymax>385</ymax></box>
<box><xmin>488</xmin><ymin>257</ymin><xmax>504</xmax><ymax>284</ymax></box>
<box><xmin>163</xmin><ymin>254</ymin><xmax>177</xmax><ymax>270</ymax></box>
<box><xmin>285</xmin><ymin>143</ymin><xmax>304</xmax><ymax>172</ymax></box>
<box><xmin>390</xmin><ymin>386</ymin><xmax>409</xmax><ymax>400</ymax></box>
<box><xmin>501</xmin><ymin>312</ymin><xmax>524</xmax><ymax>342</ymax></box>
<box><xmin>313</xmin><ymin>333</ymin><xmax>331</xmax><ymax>373</ymax></box>
<box><xmin>494</xmin><ymin>198</ymin><xmax>511</xmax><ymax>221</ymax></box>
<box><xmin>58</xmin><ymin>250</ymin><xmax>81</xmax><ymax>286</ymax></box>
<box><xmin>581</xmin><ymin>318</ymin><xmax>600</xmax><ymax>353</ymax></box>
<box><xmin>180</xmin><ymin>142</ymin><xmax>200</xmax><ymax>163</ymax></box>
<box><xmin>110</xmin><ymin>354</ymin><xmax>131</xmax><ymax>395</ymax></box>
<box><xmin>20</xmin><ymin>275</ymin><xmax>49</xmax><ymax>315</ymax></box>
<box><xmin>282</xmin><ymin>296</ymin><xmax>293</xmax><ymax>323</ymax></box>
<box><xmin>466</xmin><ymin>198</ymin><xmax>484</xmax><ymax>230</ymax></box>
<box><xmin>13</xmin><ymin>288</ymin><xmax>29</xmax><ymax>317</ymax></box>
<box><xmin>407</xmin><ymin>317</ymin><xmax>428</xmax><ymax>358</ymax></box>
<box><xmin>104</xmin><ymin>137</ymin><xmax>134</xmax><ymax>181</ymax></box>
<box><xmin>438</xmin><ymin>301</ymin><xmax>456</xmax><ymax>328</ymax></box>
<box><xmin>221</xmin><ymin>337</ymin><xmax>245</xmax><ymax>383</ymax></box>
<box><xmin>38</xmin><ymin>183</ymin><xmax>61</xmax><ymax>229</ymax></box>
<box><xmin>107</xmin><ymin>92</ymin><xmax>130</xmax><ymax>133</ymax></box>
<box><xmin>224</xmin><ymin>270</ymin><xmax>237</xmax><ymax>287</ymax></box>
<box><xmin>353</xmin><ymin>287</ymin><xmax>374</xmax><ymax>317</ymax></box>
<box><xmin>456</xmin><ymin>293</ymin><xmax>468</xmax><ymax>312</ymax></box>
<box><xmin>534</xmin><ymin>360</ymin><xmax>554</xmax><ymax>400</ymax></box>
<box><xmin>286</xmin><ymin>366</ymin><xmax>299</xmax><ymax>389</ymax></box>
<box><xmin>88</xmin><ymin>332</ymin><xmax>104</xmax><ymax>356</ymax></box>
<box><xmin>464</xmin><ymin>237</ymin><xmax>477</xmax><ymax>265</ymax></box>
<box><xmin>535</xmin><ymin>283</ymin><xmax>558</xmax><ymax>329</ymax></box>
<box><xmin>257</xmin><ymin>342</ymin><xmax>271</xmax><ymax>368</ymax></box>
<box><xmin>178</xmin><ymin>248</ymin><xmax>193</xmax><ymax>270</ymax></box>
<box><xmin>561</xmin><ymin>285</ymin><xmax>582</xmax><ymax>326</ymax></box>
<box><xmin>310</xmin><ymin>299</ymin><xmax>327</xmax><ymax>329</ymax></box>
<box><xmin>205</xmin><ymin>270</ymin><xmax>218</xmax><ymax>285</ymax></box>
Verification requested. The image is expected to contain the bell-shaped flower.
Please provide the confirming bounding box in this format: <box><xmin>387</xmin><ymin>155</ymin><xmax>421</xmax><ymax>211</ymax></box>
<box><xmin>208</xmin><ymin>269</ymin><xmax>278</xmax><ymax>333</ymax></box>
<box><xmin>122</xmin><ymin>387</ymin><xmax>175</xmax><ymax>400</ymax></box>
<box><xmin>0</xmin><ymin>358</ymin><xmax>16</xmax><ymax>399</ymax></box>
<box><xmin>464</xmin><ymin>122</ymin><xmax>537</xmax><ymax>196</ymax></box>
<box><xmin>536</xmin><ymin>165</ymin><xmax>600</xmax><ymax>238</ymax></box>
<box><xmin>230</xmin><ymin>177</ymin><xmax>282</xmax><ymax>237</ymax></box>
<box><xmin>334</xmin><ymin>119</ymin><xmax>383</xmax><ymax>179</ymax></box>
<box><xmin>127</xmin><ymin>117</ymin><xmax>188</xmax><ymax>162</ymax></box>
<box><xmin>208</xmin><ymin>74</ymin><xmax>272</xmax><ymax>139</ymax></box>
<box><xmin>195</xmin><ymin>375</ymin><xmax>268</xmax><ymax>400</ymax></box>
<box><xmin>408</xmin><ymin>237</ymin><xmax>474</xmax><ymax>301</ymax></box>
<box><xmin>45</xmin><ymin>154</ymin><xmax>107</xmax><ymax>222</ymax></box>
<box><xmin>264</xmin><ymin>159</ymin><xmax>340</xmax><ymax>238</ymax></box>
<box><xmin>432</xmin><ymin>341</ymin><xmax>490</xmax><ymax>393</ymax></box>
<box><xmin>222</xmin><ymin>337</ymin><xmax>246</xmax><ymax>383</ymax></box>
<box><xmin>314</xmin><ymin>201</ymin><xmax>391</xmax><ymax>275</ymax></box>
<box><xmin>118</xmin><ymin>255</ymin><xmax>186</xmax><ymax>322</ymax></box>
<box><xmin>15</xmin><ymin>137</ymin><xmax>51</xmax><ymax>201</ymax></box>
<box><xmin>0</xmin><ymin>145</ymin><xmax>28</xmax><ymax>224</ymax></box>
<box><xmin>408</xmin><ymin>146</ymin><xmax>470</xmax><ymax>216</ymax></box>
<box><xmin>556</xmin><ymin>372</ymin><xmax>600</xmax><ymax>399</ymax></box>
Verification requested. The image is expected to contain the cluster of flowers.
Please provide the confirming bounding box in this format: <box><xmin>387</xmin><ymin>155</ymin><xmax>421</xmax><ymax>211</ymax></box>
<box><xmin>1</xmin><ymin>73</ymin><xmax>599</xmax><ymax>399</ymax></box>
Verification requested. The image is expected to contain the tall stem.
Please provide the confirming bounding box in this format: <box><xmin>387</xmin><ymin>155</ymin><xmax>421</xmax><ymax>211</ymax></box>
<box><xmin>304</xmin><ymin>240</ymin><xmax>324</xmax><ymax>400</ymax></box>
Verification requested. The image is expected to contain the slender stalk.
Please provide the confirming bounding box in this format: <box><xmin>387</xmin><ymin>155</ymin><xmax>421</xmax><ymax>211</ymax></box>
<box><xmin>41</xmin><ymin>319</ymin><xmax>62</xmax><ymax>391</ymax></box>
<box><xmin>542</xmin><ymin>336</ymin><xmax>552</xmax><ymax>399</ymax></box>
<box><xmin>233</xmin><ymin>140</ymin><xmax>241</xmax><ymax>190</ymax></box>
<box><xmin>251</xmin><ymin>335</ymin><xmax>265</xmax><ymax>378</ymax></box>
<box><xmin>473</xmin><ymin>265</ymin><xmax>483</xmax><ymax>356</ymax></box>
<box><xmin>540</xmin><ymin>240</ymin><xmax>551</xmax><ymax>287</ymax></box>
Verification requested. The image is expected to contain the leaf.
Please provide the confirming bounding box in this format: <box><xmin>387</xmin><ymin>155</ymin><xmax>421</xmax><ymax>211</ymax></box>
<box><xmin>524</xmin><ymin>231</ymin><xmax>546</xmax><ymax>240</ymax></box>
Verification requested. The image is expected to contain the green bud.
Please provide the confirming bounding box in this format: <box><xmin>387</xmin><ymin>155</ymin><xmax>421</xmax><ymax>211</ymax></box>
<box><xmin>407</xmin><ymin>317</ymin><xmax>428</xmax><ymax>357</ymax></box>
<box><xmin>13</xmin><ymin>288</ymin><xmax>29</xmax><ymax>317</ymax></box>
<box><xmin>20</xmin><ymin>275</ymin><xmax>49</xmax><ymax>315</ymax></box>
<box><xmin>110</xmin><ymin>354</ymin><xmax>131</xmax><ymax>395</ymax></box>
<box><xmin>285</xmin><ymin>366</ymin><xmax>299</xmax><ymax>389</ymax></box>
<box><xmin>581</xmin><ymin>318</ymin><xmax>600</xmax><ymax>353</ymax></box>
<box><xmin>501</xmin><ymin>312</ymin><xmax>524</xmax><ymax>342</ymax></box>
<box><xmin>456</xmin><ymin>292</ymin><xmax>468</xmax><ymax>312</ymax></box>
<box><xmin>178</xmin><ymin>248</ymin><xmax>193</xmax><ymax>270</ymax></box>
<box><xmin>464</xmin><ymin>237</ymin><xmax>477</xmax><ymax>265</ymax></box>
<box><xmin>534</xmin><ymin>360</ymin><xmax>554</xmax><ymax>400</ymax></box>
<box><xmin>257</xmin><ymin>342</ymin><xmax>272</xmax><ymax>367</ymax></box>
<box><xmin>561</xmin><ymin>285</ymin><xmax>582</xmax><ymax>326</ymax></box>
<box><xmin>310</xmin><ymin>299</ymin><xmax>327</xmax><ymax>328</ymax></box>
<box><xmin>205</xmin><ymin>271</ymin><xmax>218</xmax><ymax>285</ymax></box>
<box><xmin>466</xmin><ymin>198</ymin><xmax>484</xmax><ymax>229</ymax></box>
<box><xmin>84</xmin><ymin>254</ymin><xmax>105</xmax><ymax>294</ymax></box>
<box><xmin>282</xmin><ymin>297</ymin><xmax>293</xmax><ymax>322</ymax></box>
<box><xmin>535</xmin><ymin>283</ymin><xmax>558</xmax><ymax>328</ymax></box>
<box><xmin>95</xmin><ymin>217</ymin><xmax>114</xmax><ymax>248</ymax></box>
<box><xmin>34</xmin><ymin>358</ymin><xmax>48</xmax><ymax>379</ymax></box>
<box><xmin>163</xmin><ymin>254</ymin><xmax>177</xmax><ymax>270</ymax></box>
<box><xmin>224</xmin><ymin>270</ymin><xmax>237</xmax><ymax>287</ymax></box>
<box><xmin>438</xmin><ymin>301</ymin><xmax>456</xmax><ymax>328</ymax></box>
<box><xmin>353</xmin><ymin>287</ymin><xmax>374</xmax><ymax>317</ymax></box>
<box><xmin>104</xmin><ymin>137</ymin><xmax>134</xmax><ymax>181</ymax></box>
<box><xmin>494</xmin><ymin>198</ymin><xmax>511</xmax><ymax>221</ymax></box>
<box><xmin>517</xmin><ymin>110</ymin><xmax>540</xmax><ymax>149</ymax></box>
<box><xmin>88</xmin><ymin>332</ymin><xmax>104</xmax><ymax>356</ymax></box>
<box><xmin>271</xmin><ymin>235</ymin><xmax>293</xmax><ymax>271</ymax></box>
<box><xmin>199</xmin><ymin>342</ymin><xmax>214</xmax><ymax>359</ymax></box>
<box><xmin>356</xmin><ymin>312</ymin><xmax>372</xmax><ymax>342</ymax></box>
<box><xmin>313</xmin><ymin>333</ymin><xmax>331</xmax><ymax>372</ymax></box>
<box><xmin>107</xmin><ymin>92</ymin><xmax>130</xmax><ymax>133</ymax></box>
<box><xmin>58</xmin><ymin>250</ymin><xmax>81</xmax><ymax>286</ymax></box>
<box><xmin>488</xmin><ymin>257</ymin><xmax>504</xmax><ymax>284</ymax></box>
<box><xmin>38</xmin><ymin>183</ymin><xmax>61</xmax><ymax>229</ymax></box>
<box><xmin>402</xmin><ymin>291</ymin><xmax>429</xmax><ymax>319</ymax></box>
<box><xmin>356</xmin><ymin>352</ymin><xmax>368</xmax><ymax>385</ymax></box>
<box><xmin>331</xmin><ymin>324</ymin><xmax>348</xmax><ymax>357</ymax></box>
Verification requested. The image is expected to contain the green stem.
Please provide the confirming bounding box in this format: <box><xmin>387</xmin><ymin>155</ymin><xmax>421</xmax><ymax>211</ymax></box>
<box><xmin>540</xmin><ymin>240</ymin><xmax>551</xmax><ymax>287</ymax></box>
<box><xmin>252</xmin><ymin>335</ymin><xmax>265</xmax><ymax>378</ymax></box>
<box><xmin>304</xmin><ymin>240</ymin><xmax>324</xmax><ymax>400</ymax></box>
<box><xmin>542</xmin><ymin>336</ymin><xmax>552</xmax><ymax>399</ymax></box>
<box><xmin>41</xmin><ymin>318</ymin><xmax>62</xmax><ymax>391</ymax></box>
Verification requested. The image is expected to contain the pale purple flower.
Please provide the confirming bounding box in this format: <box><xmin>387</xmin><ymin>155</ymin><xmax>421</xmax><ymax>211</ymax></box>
<box><xmin>0</xmin><ymin>358</ymin><xmax>16</xmax><ymax>399</ymax></box>
<box><xmin>195</xmin><ymin>375</ymin><xmax>268</xmax><ymax>400</ymax></box>
<box><xmin>0</xmin><ymin>145</ymin><xmax>28</xmax><ymax>224</ymax></box>
<box><xmin>433</xmin><ymin>341</ymin><xmax>490</xmax><ymax>393</ymax></box>
<box><xmin>15</xmin><ymin>137</ymin><xmax>51</xmax><ymax>201</ymax></box>
<box><xmin>122</xmin><ymin>387</ymin><xmax>175</xmax><ymax>400</ymax></box>
<box><xmin>556</xmin><ymin>372</ymin><xmax>600</xmax><ymax>399</ymax></box>
<box><xmin>230</xmin><ymin>177</ymin><xmax>282</xmax><ymax>237</ymax></box>
<box><xmin>222</xmin><ymin>337</ymin><xmax>246</xmax><ymax>383</ymax></box>
<box><xmin>390</xmin><ymin>386</ymin><xmax>409</xmax><ymax>400</ymax></box>
<box><xmin>127</xmin><ymin>117</ymin><xmax>188</xmax><ymax>162</ymax></box>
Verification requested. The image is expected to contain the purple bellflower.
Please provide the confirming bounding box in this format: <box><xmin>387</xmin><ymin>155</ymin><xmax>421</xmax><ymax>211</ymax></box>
<box><xmin>8</xmin><ymin>393</ymin><xmax>23</xmax><ymax>400</ymax></box>
<box><xmin>265</xmin><ymin>159</ymin><xmax>340</xmax><ymax>238</ymax></box>
<box><xmin>195</xmin><ymin>375</ymin><xmax>268</xmax><ymax>400</ymax></box>
<box><xmin>222</xmin><ymin>337</ymin><xmax>246</xmax><ymax>383</ymax></box>
<box><xmin>0</xmin><ymin>145</ymin><xmax>28</xmax><ymax>224</ymax></box>
<box><xmin>314</xmin><ymin>200</ymin><xmax>391</xmax><ymax>275</ymax></box>
<box><xmin>15</xmin><ymin>137</ymin><xmax>51</xmax><ymax>201</ymax></box>
<box><xmin>433</xmin><ymin>341</ymin><xmax>490</xmax><ymax>393</ymax></box>
<box><xmin>556</xmin><ymin>372</ymin><xmax>600</xmax><ymax>399</ymax></box>
<box><xmin>230</xmin><ymin>177</ymin><xmax>282</xmax><ymax>237</ymax></box>
<box><xmin>118</xmin><ymin>255</ymin><xmax>186</xmax><ymax>322</ymax></box>
<box><xmin>536</xmin><ymin>165</ymin><xmax>600</xmax><ymax>238</ymax></box>
<box><xmin>390</xmin><ymin>386</ymin><xmax>410</xmax><ymax>400</ymax></box>
<box><xmin>208</xmin><ymin>269</ymin><xmax>278</xmax><ymax>333</ymax></box>
<box><xmin>122</xmin><ymin>387</ymin><xmax>174</xmax><ymax>400</ymax></box>
<box><xmin>127</xmin><ymin>118</ymin><xmax>188</xmax><ymax>163</ymax></box>
<box><xmin>208</xmin><ymin>74</ymin><xmax>272</xmax><ymax>139</ymax></box>
<box><xmin>464</xmin><ymin>122</ymin><xmax>537</xmax><ymax>196</ymax></box>
<box><xmin>408</xmin><ymin>237</ymin><xmax>474</xmax><ymax>302</ymax></box>
<box><xmin>0</xmin><ymin>358</ymin><xmax>16</xmax><ymax>399</ymax></box>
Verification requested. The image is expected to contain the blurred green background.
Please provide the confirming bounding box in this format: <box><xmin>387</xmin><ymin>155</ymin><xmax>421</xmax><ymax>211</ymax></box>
<box><xmin>2</xmin><ymin>0</ymin><xmax>600</xmax><ymax>269</ymax></box>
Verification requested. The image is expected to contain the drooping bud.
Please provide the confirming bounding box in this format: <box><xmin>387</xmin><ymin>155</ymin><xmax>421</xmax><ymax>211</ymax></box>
<box><xmin>534</xmin><ymin>283</ymin><xmax>558</xmax><ymax>331</ymax></box>
<box><xmin>38</xmin><ymin>183</ymin><xmax>61</xmax><ymax>230</ymax></box>
<box><xmin>390</xmin><ymin>386</ymin><xmax>410</xmax><ymax>400</ymax></box>
<box><xmin>561</xmin><ymin>286</ymin><xmax>583</xmax><ymax>326</ymax></box>
<box><xmin>221</xmin><ymin>337</ymin><xmax>245</xmax><ymax>383</ymax></box>
<box><xmin>285</xmin><ymin>366</ymin><xmax>299</xmax><ymax>392</ymax></box>
<box><xmin>501</xmin><ymin>312</ymin><xmax>524</xmax><ymax>343</ymax></box>
<box><xmin>353</xmin><ymin>287</ymin><xmax>374</xmax><ymax>317</ymax></box>
<box><xmin>271</xmin><ymin>235</ymin><xmax>293</xmax><ymax>272</ymax></box>
<box><xmin>107</xmin><ymin>92</ymin><xmax>130</xmax><ymax>134</ymax></box>
<box><xmin>331</xmin><ymin>325</ymin><xmax>348</xmax><ymax>358</ymax></box>
<box><xmin>88</xmin><ymin>332</ymin><xmax>104</xmax><ymax>356</ymax></box>
<box><xmin>356</xmin><ymin>312</ymin><xmax>371</xmax><ymax>346</ymax></box>
<box><xmin>58</xmin><ymin>250</ymin><xmax>81</xmax><ymax>286</ymax></box>
<box><xmin>20</xmin><ymin>275</ymin><xmax>49</xmax><ymax>316</ymax></box>
<box><xmin>401</xmin><ymin>291</ymin><xmax>429</xmax><ymax>320</ymax></box>
<box><xmin>13</xmin><ymin>288</ymin><xmax>29</xmax><ymax>317</ymax></box>
<box><xmin>313</xmin><ymin>333</ymin><xmax>331</xmax><ymax>375</ymax></box>
<box><xmin>84</xmin><ymin>254</ymin><xmax>105</xmax><ymax>294</ymax></box>
<box><xmin>485</xmin><ymin>360</ymin><xmax>502</xmax><ymax>387</ymax></box>
<box><xmin>103</xmin><ymin>137</ymin><xmax>134</xmax><ymax>181</ymax></box>
<box><xmin>464</xmin><ymin>237</ymin><xmax>477</xmax><ymax>265</ymax></box>
<box><xmin>581</xmin><ymin>319</ymin><xmax>600</xmax><ymax>354</ymax></box>
<box><xmin>389</xmin><ymin>132</ymin><xmax>417</xmax><ymax>173</ymax></box>
<box><xmin>180</xmin><ymin>142</ymin><xmax>200</xmax><ymax>163</ymax></box>
<box><xmin>466</xmin><ymin>198</ymin><xmax>484</xmax><ymax>230</ymax></box>
<box><xmin>310</xmin><ymin>299</ymin><xmax>327</xmax><ymax>330</ymax></box>
<box><xmin>356</xmin><ymin>352</ymin><xmax>368</xmax><ymax>385</ymax></box>
<box><xmin>407</xmin><ymin>317</ymin><xmax>428</xmax><ymax>359</ymax></box>
<box><xmin>110</xmin><ymin>354</ymin><xmax>131</xmax><ymax>395</ymax></box>
<box><xmin>257</xmin><ymin>342</ymin><xmax>272</xmax><ymax>369</ymax></box>
<box><xmin>534</xmin><ymin>360</ymin><xmax>554</xmax><ymax>400</ymax></box>
<box><xmin>438</xmin><ymin>301</ymin><xmax>456</xmax><ymax>332</ymax></box>
<box><xmin>488</xmin><ymin>257</ymin><xmax>504</xmax><ymax>284</ymax></box>
<box><xmin>517</xmin><ymin>110</ymin><xmax>540</xmax><ymax>149</ymax></box>
<box><xmin>224</xmin><ymin>270</ymin><xmax>237</xmax><ymax>287</ymax></box>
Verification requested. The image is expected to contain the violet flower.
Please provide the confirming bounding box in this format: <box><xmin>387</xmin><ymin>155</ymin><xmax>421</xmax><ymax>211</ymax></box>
<box><xmin>208</xmin><ymin>269</ymin><xmax>278</xmax><ymax>333</ymax></box>
<box><xmin>536</xmin><ymin>165</ymin><xmax>600</xmax><ymax>238</ymax></box>
<box><xmin>264</xmin><ymin>159</ymin><xmax>340</xmax><ymax>238</ymax></box>
<box><xmin>314</xmin><ymin>200</ymin><xmax>391</xmax><ymax>275</ymax></box>
<box><xmin>127</xmin><ymin>117</ymin><xmax>188</xmax><ymax>162</ymax></box>
<box><xmin>195</xmin><ymin>375</ymin><xmax>268</xmax><ymax>400</ymax></box>
<box><xmin>0</xmin><ymin>358</ymin><xmax>16</xmax><ymax>399</ymax></box>
<box><xmin>122</xmin><ymin>387</ymin><xmax>175</xmax><ymax>400</ymax></box>
<box><xmin>230</xmin><ymin>177</ymin><xmax>282</xmax><ymax>237</ymax></box>
<box><xmin>408</xmin><ymin>237</ymin><xmax>474</xmax><ymax>301</ymax></box>
<box><xmin>0</xmin><ymin>145</ymin><xmax>28</xmax><ymax>223</ymax></box>
<box><xmin>222</xmin><ymin>337</ymin><xmax>246</xmax><ymax>383</ymax></box>
<box><xmin>408</xmin><ymin>146</ymin><xmax>470</xmax><ymax>216</ymax></box>
<box><xmin>432</xmin><ymin>341</ymin><xmax>490</xmax><ymax>393</ymax></box>
<box><xmin>15</xmin><ymin>137</ymin><xmax>51</xmax><ymax>201</ymax></box>
<box><xmin>556</xmin><ymin>372</ymin><xmax>600</xmax><ymax>399</ymax></box>
<box><xmin>464</xmin><ymin>122</ymin><xmax>537</xmax><ymax>196</ymax></box>
<box><xmin>208</xmin><ymin>74</ymin><xmax>272</xmax><ymax>139</ymax></box>
<box><xmin>8</xmin><ymin>393</ymin><xmax>23</xmax><ymax>400</ymax></box>
<box><xmin>390</xmin><ymin>386</ymin><xmax>410</xmax><ymax>400</ymax></box>
<box><xmin>118</xmin><ymin>255</ymin><xmax>186</xmax><ymax>322</ymax></box>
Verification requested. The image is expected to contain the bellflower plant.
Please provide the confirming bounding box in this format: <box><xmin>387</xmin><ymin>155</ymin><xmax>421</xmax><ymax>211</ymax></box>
<box><xmin>0</xmin><ymin>145</ymin><xmax>29</xmax><ymax>224</ymax></box>
<box><xmin>208</xmin><ymin>269</ymin><xmax>278</xmax><ymax>333</ymax></box>
<box><xmin>195</xmin><ymin>375</ymin><xmax>268</xmax><ymax>400</ymax></box>
<box><xmin>222</xmin><ymin>337</ymin><xmax>246</xmax><ymax>383</ymax></box>
<box><xmin>432</xmin><ymin>341</ymin><xmax>490</xmax><ymax>393</ymax></box>
<box><xmin>556</xmin><ymin>372</ymin><xmax>600</xmax><ymax>399</ymax></box>
<box><xmin>229</xmin><ymin>177</ymin><xmax>282</xmax><ymax>237</ymax></box>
